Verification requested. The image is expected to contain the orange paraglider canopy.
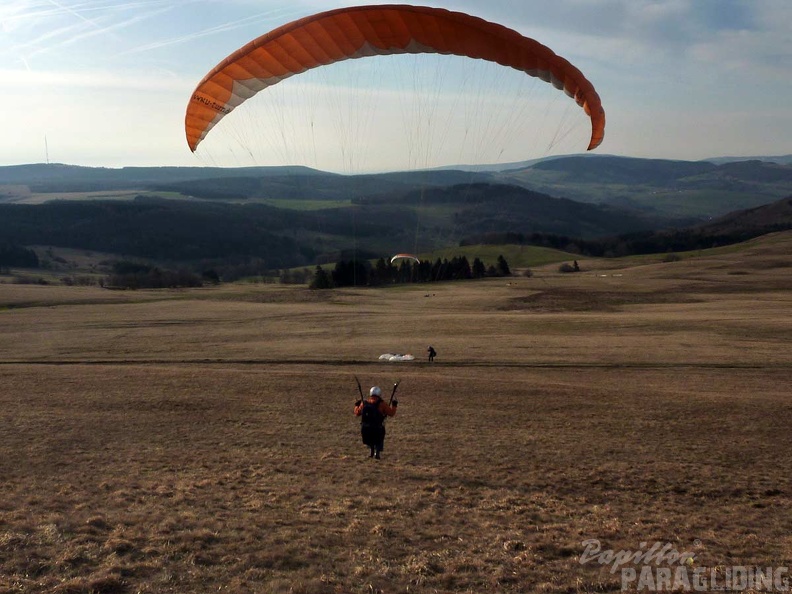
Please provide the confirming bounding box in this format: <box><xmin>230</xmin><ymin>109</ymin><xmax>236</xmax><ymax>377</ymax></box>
<box><xmin>185</xmin><ymin>4</ymin><xmax>605</xmax><ymax>153</ymax></box>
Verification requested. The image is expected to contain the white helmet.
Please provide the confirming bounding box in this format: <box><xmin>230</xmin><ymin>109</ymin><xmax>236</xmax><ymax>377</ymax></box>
<box><xmin>369</xmin><ymin>386</ymin><xmax>382</xmax><ymax>397</ymax></box>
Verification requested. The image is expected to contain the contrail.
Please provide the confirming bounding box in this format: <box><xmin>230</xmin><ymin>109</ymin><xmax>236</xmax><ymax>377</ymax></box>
<box><xmin>16</xmin><ymin>1</ymin><xmax>172</xmax><ymax>59</ymax></box>
<box><xmin>115</xmin><ymin>6</ymin><xmax>300</xmax><ymax>57</ymax></box>
<box><xmin>36</xmin><ymin>5</ymin><xmax>171</xmax><ymax>52</ymax></box>
<box><xmin>46</xmin><ymin>0</ymin><xmax>104</xmax><ymax>31</ymax></box>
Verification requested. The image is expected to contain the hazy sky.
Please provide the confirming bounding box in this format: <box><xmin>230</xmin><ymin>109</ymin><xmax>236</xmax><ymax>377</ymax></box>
<box><xmin>1</xmin><ymin>0</ymin><xmax>790</xmax><ymax>170</ymax></box>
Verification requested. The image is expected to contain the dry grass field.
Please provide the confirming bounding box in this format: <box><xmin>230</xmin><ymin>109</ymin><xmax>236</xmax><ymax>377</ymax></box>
<box><xmin>1</xmin><ymin>232</ymin><xmax>791</xmax><ymax>593</ymax></box>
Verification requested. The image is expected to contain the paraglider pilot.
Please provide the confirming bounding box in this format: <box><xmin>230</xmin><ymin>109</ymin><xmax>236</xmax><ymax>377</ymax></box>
<box><xmin>427</xmin><ymin>345</ymin><xmax>437</xmax><ymax>362</ymax></box>
<box><xmin>354</xmin><ymin>386</ymin><xmax>397</xmax><ymax>459</ymax></box>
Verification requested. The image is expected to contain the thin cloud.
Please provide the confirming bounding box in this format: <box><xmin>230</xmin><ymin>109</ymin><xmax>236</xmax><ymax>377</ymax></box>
<box><xmin>46</xmin><ymin>0</ymin><xmax>105</xmax><ymax>30</ymax></box>
<box><xmin>1</xmin><ymin>0</ymin><xmax>188</xmax><ymax>60</ymax></box>
<box><xmin>0</xmin><ymin>66</ymin><xmax>191</xmax><ymax>91</ymax></box>
<box><xmin>27</xmin><ymin>5</ymin><xmax>172</xmax><ymax>58</ymax></box>
<box><xmin>115</xmin><ymin>7</ymin><xmax>298</xmax><ymax>57</ymax></box>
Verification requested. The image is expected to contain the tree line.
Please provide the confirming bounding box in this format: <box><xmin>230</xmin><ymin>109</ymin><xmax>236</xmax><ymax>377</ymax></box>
<box><xmin>310</xmin><ymin>255</ymin><xmax>511</xmax><ymax>289</ymax></box>
<box><xmin>105</xmin><ymin>261</ymin><xmax>206</xmax><ymax>289</ymax></box>
<box><xmin>0</xmin><ymin>243</ymin><xmax>39</xmax><ymax>269</ymax></box>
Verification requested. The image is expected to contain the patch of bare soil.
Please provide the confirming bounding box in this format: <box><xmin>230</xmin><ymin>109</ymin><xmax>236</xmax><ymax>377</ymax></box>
<box><xmin>506</xmin><ymin>288</ymin><xmax>702</xmax><ymax>312</ymax></box>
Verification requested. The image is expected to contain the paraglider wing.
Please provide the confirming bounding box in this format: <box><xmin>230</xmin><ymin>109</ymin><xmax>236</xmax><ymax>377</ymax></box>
<box><xmin>390</xmin><ymin>253</ymin><xmax>421</xmax><ymax>265</ymax></box>
<box><xmin>379</xmin><ymin>353</ymin><xmax>415</xmax><ymax>362</ymax></box>
<box><xmin>185</xmin><ymin>4</ymin><xmax>605</xmax><ymax>153</ymax></box>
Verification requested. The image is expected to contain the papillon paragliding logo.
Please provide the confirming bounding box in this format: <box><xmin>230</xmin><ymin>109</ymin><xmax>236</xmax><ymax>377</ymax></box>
<box><xmin>184</xmin><ymin>4</ymin><xmax>605</xmax><ymax>157</ymax></box>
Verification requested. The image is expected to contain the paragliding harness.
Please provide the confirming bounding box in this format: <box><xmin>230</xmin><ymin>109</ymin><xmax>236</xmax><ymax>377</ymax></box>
<box><xmin>355</xmin><ymin>376</ymin><xmax>399</xmax><ymax>447</ymax></box>
<box><xmin>360</xmin><ymin>399</ymin><xmax>385</xmax><ymax>428</ymax></box>
<box><xmin>355</xmin><ymin>377</ymin><xmax>399</xmax><ymax>456</ymax></box>
<box><xmin>355</xmin><ymin>376</ymin><xmax>399</xmax><ymax>427</ymax></box>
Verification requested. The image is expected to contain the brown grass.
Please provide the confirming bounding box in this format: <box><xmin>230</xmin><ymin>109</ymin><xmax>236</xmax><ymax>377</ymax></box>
<box><xmin>1</xmin><ymin>232</ymin><xmax>791</xmax><ymax>593</ymax></box>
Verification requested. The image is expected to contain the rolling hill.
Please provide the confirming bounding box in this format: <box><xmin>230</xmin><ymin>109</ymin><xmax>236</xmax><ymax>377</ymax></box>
<box><xmin>3</xmin><ymin>155</ymin><xmax>792</xmax><ymax>221</ymax></box>
<box><xmin>2</xmin><ymin>156</ymin><xmax>791</xmax><ymax>280</ymax></box>
<box><xmin>0</xmin><ymin>181</ymin><xmax>687</xmax><ymax>272</ymax></box>
<box><xmin>496</xmin><ymin>156</ymin><xmax>792</xmax><ymax>218</ymax></box>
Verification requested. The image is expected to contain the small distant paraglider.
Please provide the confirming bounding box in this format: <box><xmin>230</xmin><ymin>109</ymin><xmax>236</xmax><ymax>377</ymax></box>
<box><xmin>390</xmin><ymin>254</ymin><xmax>420</xmax><ymax>266</ymax></box>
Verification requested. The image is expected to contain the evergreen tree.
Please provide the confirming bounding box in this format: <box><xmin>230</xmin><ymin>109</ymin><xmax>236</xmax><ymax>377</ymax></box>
<box><xmin>310</xmin><ymin>265</ymin><xmax>332</xmax><ymax>289</ymax></box>
<box><xmin>472</xmin><ymin>257</ymin><xmax>486</xmax><ymax>279</ymax></box>
<box><xmin>0</xmin><ymin>244</ymin><xmax>39</xmax><ymax>268</ymax></box>
<box><xmin>374</xmin><ymin>257</ymin><xmax>391</xmax><ymax>285</ymax></box>
<box><xmin>431</xmin><ymin>258</ymin><xmax>446</xmax><ymax>281</ymax></box>
<box><xmin>331</xmin><ymin>259</ymin><xmax>369</xmax><ymax>287</ymax></box>
<box><xmin>497</xmin><ymin>254</ymin><xmax>511</xmax><ymax>276</ymax></box>
<box><xmin>449</xmin><ymin>256</ymin><xmax>472</xmax><ymax>280</ymax></box>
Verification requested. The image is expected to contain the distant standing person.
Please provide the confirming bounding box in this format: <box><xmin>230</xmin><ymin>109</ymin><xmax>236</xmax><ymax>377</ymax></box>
<box><xmin>354</xmin><ymin>386</ymin><xmax>398</xmax><ymax>459</ymax></box>
<box><xmin>427</xmin><ymin>345</ymin><xmax>437</xmax><ymax>362</ymax></box>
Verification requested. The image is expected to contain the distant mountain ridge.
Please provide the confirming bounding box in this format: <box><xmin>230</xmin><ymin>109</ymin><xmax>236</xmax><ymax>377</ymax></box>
<box><xmin>0</xmin><ymin>163</ymin><xmax>325</xmax><ymax>184</ymax></box>
<box><xmin>0</xmin><ymin>181</ymin><xmax>684</xmax><ymax>272</ymax></box>
<box><xmin>704</xmin><ymin>155</ymin><xmax>792</xmax><ymax>166</ymax></box>
<box><xmin>362</xmin><ymin>181</ymin><xmax>678</xmax><ymax>238</ymax></box>
<box><xmin>1</xmin><ymin>162</ymin><xmax>789</xmax><ymax>278</ymax></box>
<box><xmin>525</xmin><ymin>156</ymin><xmax>716</xmax><ymax>184</ymax></box>
<box><xmin>3</xmin><ymin>155</ymin><xmax>790</xmax><ymax>221</ymax></box>
<box><xmin>697</xmin><ymin>195</ymin><xmax>792</xmax><ymax>236</ymax></box>
<box><xmin>2</xmin><ymin>155</ymin><xmax>792</xmax><ymax>264</ymax></box>
<box><xmin>464</xmin><ymin>195</ymin><xmax>792</xmax><ymax>259</ymax></box>
<box><xmin>4</xmin><ymin>153</ymin><xmax>790</xmax><ymax>183</ymax></box>
<box><xmin>429</xmin><ymin>153</ymin><xmax>792</xmax><ymax>172</ymax></box>
<box><xmin>609</xmin><ymin>194</ymin><xmax>792</xmax><ymax>256</ymax></box>
<box><xmin>493</xmin><ymin>156</ymin><xmax>792</xmax><ymax>218</ymax></box>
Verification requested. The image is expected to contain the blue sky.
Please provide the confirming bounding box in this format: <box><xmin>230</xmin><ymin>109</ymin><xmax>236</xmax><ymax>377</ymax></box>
<box><xmin>1</xmin><ymin>0</ymin><xmax>790</xmax><ymax>170</ymax></box>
